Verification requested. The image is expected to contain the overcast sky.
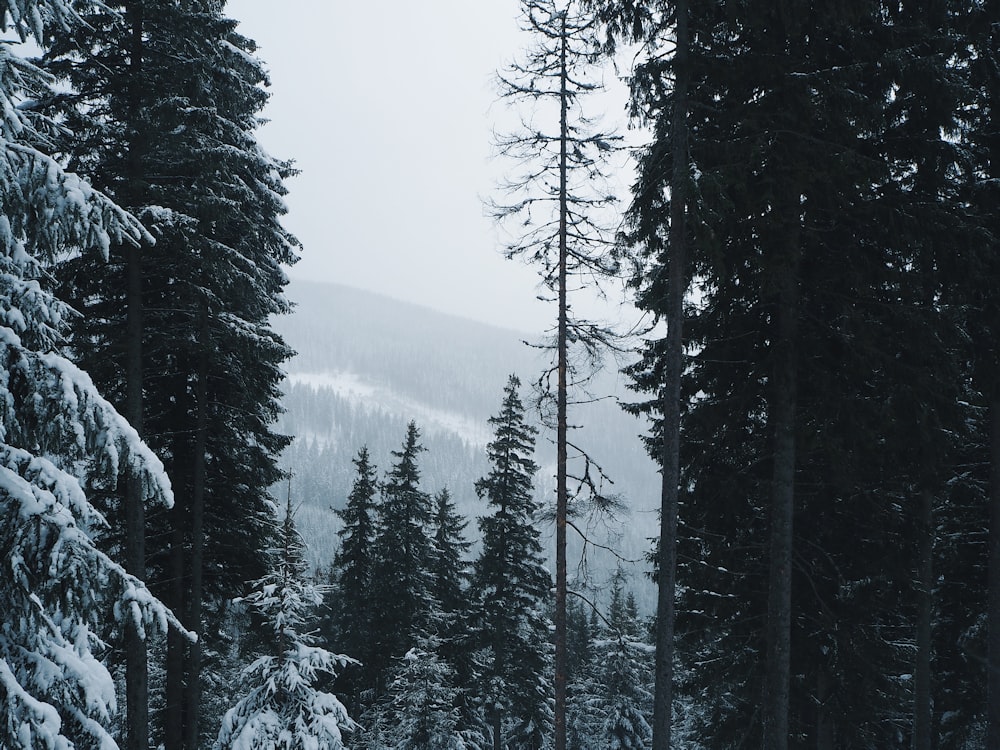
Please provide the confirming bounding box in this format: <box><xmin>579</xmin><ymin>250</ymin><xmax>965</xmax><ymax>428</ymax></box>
<box><xmin>226</xmin><ymin>0</ymin><xmax>636</xmax><ymax>334</ymax></box>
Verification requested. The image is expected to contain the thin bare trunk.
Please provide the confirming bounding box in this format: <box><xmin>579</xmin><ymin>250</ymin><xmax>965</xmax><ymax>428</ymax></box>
<box><xmin>913</xmin><ymin>487</ymin><xmax>933</xmax><ymax>750</ymax></box>
<box><xmin>164</xmin><ymin>517</ymin><xmax>186</xmax><ymax>750</ymax></box>
<box><xmin>989</xmin><ymin>397</ymin><xmax>1000</xmax><ymax>748</ymax></box>
<box><xmin>182</xmin><ymin>303</ymin><xmax>209</xmax><ymax>750</ymax></box>
<box><xmin>816</xmin><ymin>669</ymin><xmax>833</xmax><ymax>750</ymax></box>
<box><xmin>123</xmin><ymin>3</ymin><xmax>147</xmax><ymax>749</ymax></box>
<box><xmin>493</xmin><ymin>708</ymin><xmax>503</xmax><ymax>750</ymax></box>
<box><xmin>553</xmin><ymin>13</ymin><xmax>569</xmax><ymax>750</ymax></box>
<box><xmin>164</xmin><ymin>407</ymin><xmax>190</xmax><ymax>750</ymax></box>
<box><xmin>652</xmin><ymin>0</ymin><xmax>688</xmax><ymax>746</ymax></box>
<box><xmin>123</xmin><ymin>248</ymin><xmax>147</xmax><ymax>750</ymax></box>
<box><xmin>763</xmin><ymin>212</ymin><xmax>798</xmax><ymax>750</ymax></box>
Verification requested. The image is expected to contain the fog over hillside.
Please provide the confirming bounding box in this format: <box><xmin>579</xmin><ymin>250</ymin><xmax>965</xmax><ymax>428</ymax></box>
<box><xmin>272</xmin><ymin>279</ymin><xmax>660</xmax><ymax>606</ymax></box>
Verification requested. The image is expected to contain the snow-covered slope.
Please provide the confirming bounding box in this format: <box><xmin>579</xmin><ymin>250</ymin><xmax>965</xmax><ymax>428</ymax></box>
<box><xmin>287</xmin><ymin>371</ymin><xmax>491</xmax><ymax>447</ymax></box>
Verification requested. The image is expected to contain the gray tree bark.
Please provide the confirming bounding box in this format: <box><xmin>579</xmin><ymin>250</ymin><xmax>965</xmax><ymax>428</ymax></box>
<box><xmin>553</xmin><ymin>14</ymin><xmax>569</xmax><ymax>750</ymax></box>
<box><xmin>123</xmin><ymin>4</ymin><xmax>147</xmax><ymax>749</ymax></box>
<box><xmin>652</xmin><ymin>0</ymin><xmax>688</xmax><ymax>746</ymax></box>
<box><xmin>182</xmin><ymin>302</ymin><xmax>210</xmax><ymax>750</ymax></box>
<box><xmin>988</xmin><ymin>397</ymin><xmax>1000</xmax><ymax>748</ymax></box>
<box><xmin>763</xmin><ymin>200</ymin><xmax>799</xmax><ymax>750</ymax></box>
<box><xmin>913</xmin><ymin>487</ymin><xmax>934</xmax><ymax>750</ymax></box>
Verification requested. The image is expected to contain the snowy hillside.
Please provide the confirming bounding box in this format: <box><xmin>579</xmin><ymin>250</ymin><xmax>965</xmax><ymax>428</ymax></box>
<box><xmin>272</xmin><ymin>279</ymin><xmax>659</xmax><ymax>603</ymax></box>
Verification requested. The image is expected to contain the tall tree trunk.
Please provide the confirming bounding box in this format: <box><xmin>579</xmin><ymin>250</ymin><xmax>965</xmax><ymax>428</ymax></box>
<box><xmin>553</xmin><ymin>13</ymin><xmax>569</xmax><ymax>750</ymax></box>
<box><xmin>988</xmin><ymin>396</ymin><xmax>1000</xmax><ymax>748</ymax></box>
<box><xmin>816</xmin><ymin>668</ymin><xmax>833</xmax><ymax>750</ymax></box>
<box><xmin>182</xmin><ymin>303</ymin><xmax>209</xmax><ymax>750</ymax></box>
<box><xmin>913</xmin><ymin>487</ymin><xmax>934</xmax><ymax>750</ymax></box>
<box><xmin>164</xmin><ymin>425</ymin><xmax>190</xmax><ymax>750</ymax></box>
<box><xmin>123</xmin><ymin>4</ymin><xmax>147</xmax><ymax>749</ymax></box>
<box><xmin>493</xmin><ymin>708</ymin><xmax>503</xmax><ymax>750</ymax></box>
<box><xmin>164</xmin><ymin>507</ymin><xmax>187</xmax><ymax>750</ymax></box>
<box><xmin>123</xmin><ymin>247</ymin><xmax>147</xmax><ymax>750</ymax></box>
<box><xmin>652</xmin><ymin>0</ymin><xmax>688</xmax><ymax>747</ymax></box>
<box><xmin>493</xmin><ymin>570</ymin><xmax>507</xmax><ymax>750</ymax></box>
<box><xmin>764</xmin><ymin>210</ymin><xmax>799</xmax><ymax>750</ymax></box>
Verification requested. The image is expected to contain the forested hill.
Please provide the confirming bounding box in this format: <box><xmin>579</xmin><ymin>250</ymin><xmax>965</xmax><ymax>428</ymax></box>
<box><xmin>272</xmin><ymin>279</ymin><xmax>660</xmax><ymax>597</ymax></box>
<box><xmin>280</xmin><ymin>280</ymin><xmax>537</xmax><ymax>418</ymax></box>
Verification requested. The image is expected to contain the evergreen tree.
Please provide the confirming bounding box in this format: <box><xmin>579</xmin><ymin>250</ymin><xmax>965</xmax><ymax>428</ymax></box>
<box><xmin>366</xmin><ymin>637</ymin><xmax>475</xmax><ymax>750</ymax></box>
<box><xmin>430</xmin><ymin>487</ymin><xmax>475</xmax><ymax>685</ymax></box>
<box><xmin>39</xmin><ymin>1</ymin><xmax>298</xmax><ymax>746</ymax></box>
<box><xmin>566</xmin><ymin>597</ymin><xmax>594</xmax><ymax>686</ymax></box>
<box><xmin>962</xmin><ymin>2</ymin><xmax>1000</xmax><ymax>745</ymax></box>
<box><xmin>0</xmin><ymin>2</ymin><xmax>187</xmax><ymax>746</ymax></box>
<box><xmin>593</xmin><ymin>1</ymin><xmax>977</xmax><ymax>747</ymax></box>
<box><xmin>472</xmin><ymin>375</ymin><xmax>553</xmax><ymax>750</ymax></box>
<box><xmin>431</xmin><ymin>487</ymin><xmax>473</xmax><ymax>622</ymax></box>
<box><xmin>328</xmin><ymin>446</ymin><xmax>379</xmax><ymax>709</ymax></box>
<box><xmin>491</xmin><ymin>4</ymin><xmax>622</xmax><ymax>745</ymax></box>
<box><xmin>216</xmin><ymin>502</ymin><xmax>354</xmax><ymax>750</ymax></box>
<box><xmin>368</xmin><ymin>421</ymin><xmax>436</xmax><ymax>697</ymax></box>
<box><xmin>571</xmin><ymin>579</ymin><xmax>653</xmax><ymax>750</ymax></box>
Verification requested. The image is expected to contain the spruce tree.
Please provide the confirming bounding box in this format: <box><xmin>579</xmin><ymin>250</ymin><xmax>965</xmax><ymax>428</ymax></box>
<box><xmin>329</xmin><ymin>446</ymin><xmax>379</xmax><ymax>709</ymax></box>
<box><xmin>368</xmin><ymin>421</ymin><xmax>436</xmax><ymax>697</ymax></box>
<box><xmin>0</xmin><ymin>2</ymin><xmax>187</xmax><ymax>746</ymax></box>
<box><xmin>39</xmin><ymin>1</ymin><xmax>297</xmax><ymax>746</ymax></box>
<box><xmin>600</xmin><ymin>0</ymin><xmax>974</xmax><ymax>746</ymax></box>
<box><xmin>471</xmin><ymin>375</ymin><xmax>553</xmax><ymax>750</ymax></box>
<box><xmin>215</xmin><ymin>502</ymin><xmax>355</xmax><ymax>750</ymax></box>
<box><xmin>491</xmin><ymin>4</ymin><xmax>621</xmax><ymax>745</ymax></box>
<box><xmin>962</xmin><ymin>2</ymin><xmax>1000</xmax><ymax>745</ymax></box>
<box><xmin>430</xmin><ymin>487</ymin><xmax>474</xmax><ymax>685</ymax></box>
<box><xmin>366</xmin><ymin>637</ymin><xmax>474</xmax><ymax>750</ymax></box>
<box><xmin>571</xmin><ymin>578</ymin><xmax>653</xmax><ymax>750</ymax></box>
<box><xmin>431</xmin><ymin>487</ymin><xmax>472</xmax><ymax>622</ymax></box>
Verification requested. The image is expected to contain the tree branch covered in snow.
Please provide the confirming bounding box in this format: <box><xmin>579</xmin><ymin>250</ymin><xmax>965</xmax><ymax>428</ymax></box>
<box><xmin>215</xmin><ymin>506</ymin><xmax>356</xmax><ymax>750</ymax></box>
<box><xmin>0</xmin><ymin>1</ymin><xmax>189</xmax><ymax>748</ymax></box>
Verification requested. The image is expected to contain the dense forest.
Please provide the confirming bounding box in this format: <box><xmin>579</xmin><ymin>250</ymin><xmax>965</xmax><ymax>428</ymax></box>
<box><xmin>272</xmin><ymin>280</ymin><xmax>659</xmax><ymax>593</ymax></box>
<box><xmin>1</xmin><ymin>0</ymin><xmax>999</xmax><ymax>749</ymax></box>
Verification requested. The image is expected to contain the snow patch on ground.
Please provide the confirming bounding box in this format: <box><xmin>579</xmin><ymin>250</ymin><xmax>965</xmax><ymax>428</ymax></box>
<box><xmin>288</xmin><ymin>371</ymin><xmax>491</xmax><ymax>446</ymax></box>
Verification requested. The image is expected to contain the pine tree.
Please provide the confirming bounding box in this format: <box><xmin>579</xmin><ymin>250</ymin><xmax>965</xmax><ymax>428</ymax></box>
<box><xmin>599</xmin><ymin>1</ymin><xmax>978</xmax><ymax>746</ymax></box>
<box><xmin>430</xmin><ymin>487</ymin><xmax>475</xmax><ymax>683</ymax></box>
<box><xmin>368</xmin><ymin>422</ymin><xmax>436</xmax><ymax>697</ymax></box>
<box><xmin>328</xmin><ymin>446</ymin><xmax>379</xmax><ymax>709</ymax></box>
<box><xmin>472</xmin><ymin>375</ymin><xmax>553</xmax><ymax>750</ymax></box>
<box><xmin>215</xmin><ymin>501</ymin><xmax>355</xmax><ymax>750</ymax></box>
<box><xmin>367</xmin><ymin>637</ymin><xmax>473</xmax><ymax>750</ymax></box>
<box><xmin>491</xmin><ymin>4</ymin><xmax>622</xmax><ymax>745</ymax></box>
<box><xmin>431</xmin><ymin>487</ymin><xmax>472</xmax><ymax>622</ymax></box>
<box><xmin>571</xmin><ymin>579</ymin><xmax>653</xmax><ymax>750</ymax></box>
<box><xmin>39</xmin><ymin>1</ymin><xmax>297</xmax><ymax>745</ymax></box>
<box><xmin>0</xmin><ymin>2</ymin><xmax>187</xmax><ymax>746</ymax></box>
<box><xmin>566</xmin><ymin>597</ymin><xmax>594</xmax><ymax>687</ymax></box>
<box><xmin>961</xmin><ymin>2</ymin><xmax>1000</xmax><ymax>745</ymax></box>
<box><xmin>591</xmin><ymin>0</ymin><xmax>692</xmax><ymax>743</ymax></box>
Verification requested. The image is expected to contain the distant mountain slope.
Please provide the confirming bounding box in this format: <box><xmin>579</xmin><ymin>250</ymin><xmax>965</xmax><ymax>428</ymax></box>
<box><xmin>279</xmin><ymin>280</ymin><xmax>541</xmax><ymax>419</ymax></box>
<box><xmin>272</xmin><ymin>280</ymin><xmax>659</xmax><ymax>605</ymax></box>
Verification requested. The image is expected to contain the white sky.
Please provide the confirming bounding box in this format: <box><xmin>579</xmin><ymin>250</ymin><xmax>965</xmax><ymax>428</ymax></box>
<box><xmin>227</xmin><ymin>0</ymin><xmax>638</xmax><ymax>334</ymax></box>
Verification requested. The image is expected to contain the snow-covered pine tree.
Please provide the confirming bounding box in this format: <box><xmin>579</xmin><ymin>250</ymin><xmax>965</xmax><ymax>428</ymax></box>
<box><xmin>471</xmin><ymin>375</ymin><xmax>553</xmax><ymax>750</ymax></box>
<box><xmin>39</xmin><ymin>2</ymin><xmax>298</xmax><ymax>745</ymax></box>
<box><xmin>570</xmin><ymin>578</ymin><xmax>653</xmax><ymax>750</ymax></box>
<box><xmin>364</xmin><ymin>637</ymin><xmax>473</xmax><ymax>750</ymax></box>
<box><xmin>215</xmin><ymin>500</ymin><xmax>355</xmax><ymax>750</ymax></box>
<box><xmin>0</xmin><ymin>2</ymin><xmax>187</xmax><ymax>747</ymax></box>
